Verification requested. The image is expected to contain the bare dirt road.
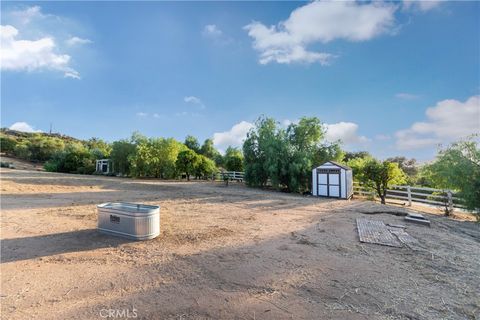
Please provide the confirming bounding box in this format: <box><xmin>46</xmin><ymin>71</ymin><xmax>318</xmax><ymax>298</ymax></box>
<box><xmin>1</xmin><ymin>168</ymin><xmax>479</xmax><ymax>320</ymax></box>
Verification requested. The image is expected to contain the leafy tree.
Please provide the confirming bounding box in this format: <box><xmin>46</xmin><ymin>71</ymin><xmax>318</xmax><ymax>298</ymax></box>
<box><xmin>386</xmin><ymin>156</ymin><xmax>419</xmax><ymax>184</ymax></box>
<box><xmin>224</xmin><ymin>147</ymin><xmax>244</xmax><ymax>171</ymax></box>
<box><xmin>86</xmin><ymin>138</ymin><xmax>112</xmax><ymax>159</ymax></box>
<box><xmin>110</xmin><ymin>140</ymin><xmax>136</xmax><ymax>175</ymax></box>
<box><xmin>360</xmin><ymin>159</ymin><xmax>407</xmax><ymax>204</ymax></box>
<box><xmin>346</xmin><ymin>156</ymin><xmax>372</xmax><ymax>182</ymax></box>
<box><xmin>421</xmin><ymin>138</ymin><xmax>480</xmax><ymax>218</ymax></box>
<box><xmin>313</xmin><ymin>143</ymin><xmax>344</xmax><ymax>168</ymax></box>
<box><xmin>176</xmin><ymin>149</ymin><xmax>200</xmax><ymax>180</ymax></box>
<box><xmin>194</xmin><ymin>155</ymin><xmax>217</xmax><ymax>179</ymax></box>
<box><xmin>200</xmin><ymin>138</ymin><xmax>220</xmax><ymax>159</ymax></box>
<box><xmin>184</xmin><ymin>135</ymin><xmax>200</xmax><ymax>153</ymax></box>
<box><xmin>243</xmin><ymin>116</ymin><xmax>340</xmax><ymax>193</ymax></box>
<box><xmin>129</xmin><ymin>138</ymin><xmax>187</xmax><ymax>178</ymax></box>
<box><xmin>343</xmin><ymin>151</ymin><xmax>371</xmax><ymax>162</ymax></box>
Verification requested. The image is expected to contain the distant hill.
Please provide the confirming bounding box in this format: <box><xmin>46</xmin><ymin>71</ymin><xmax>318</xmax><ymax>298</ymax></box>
<box><xmin>0</xmin><ymin>128</ymin><xmax>84</xmax><ymax>143</ymax></box>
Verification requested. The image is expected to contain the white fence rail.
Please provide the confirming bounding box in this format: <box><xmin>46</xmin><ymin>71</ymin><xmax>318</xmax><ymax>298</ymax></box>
<box><xmin>215</xmin><ymin>171</ymin><xmax>244</xmax><ymax>181</ymax></box>
<box><xmin>353</xmin><ymin>182</ymin><xmax>466</xmax><ymax>211</ymax></box>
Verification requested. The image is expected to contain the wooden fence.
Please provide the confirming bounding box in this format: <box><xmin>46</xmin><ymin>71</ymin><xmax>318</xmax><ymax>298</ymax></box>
<box><xmin>353</xmin><ymin>182</ymin><xmax>466</xmax><ymax>211</ymax></box>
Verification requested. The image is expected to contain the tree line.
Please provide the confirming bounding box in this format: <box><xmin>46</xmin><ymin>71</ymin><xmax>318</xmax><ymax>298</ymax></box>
<box><xmin>0</xmin><ymin>130</ymin><xmax>243</xmax><ymax>178</ymax></box>
<box><xmin>1</xmin><ymin>120</ymin><xmax>478</xmax><ymax>217</ymax></box>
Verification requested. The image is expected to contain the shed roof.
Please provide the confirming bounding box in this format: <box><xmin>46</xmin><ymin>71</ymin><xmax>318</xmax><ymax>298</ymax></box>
<box><xmin>317</xmin><ymin>161</ymin><xmax>352</xmax><ymax>170</ymax></box>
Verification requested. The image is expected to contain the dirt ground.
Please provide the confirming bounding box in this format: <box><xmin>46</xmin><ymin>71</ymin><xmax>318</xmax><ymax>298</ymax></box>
<box><xmin>1</xmin><ymin>168</ymin><xmax>479</xmax><ymax>320</ymax></box>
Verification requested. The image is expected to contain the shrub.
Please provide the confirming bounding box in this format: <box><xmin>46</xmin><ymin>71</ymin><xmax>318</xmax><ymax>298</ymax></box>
<box><xmin>0</xmin><ymin>135</ymin><xmax>17</xmax><ymax>154</ymax></box>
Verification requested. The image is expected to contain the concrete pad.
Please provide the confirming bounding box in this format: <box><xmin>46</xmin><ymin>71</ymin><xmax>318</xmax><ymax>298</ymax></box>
<box><xmin>405</xmin><ymin>216</ymin><xmax>431</xmax><ymax>227</ymax></box>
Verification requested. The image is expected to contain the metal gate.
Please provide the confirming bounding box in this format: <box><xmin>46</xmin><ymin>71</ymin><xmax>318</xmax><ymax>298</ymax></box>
<box><xmin>317</xmin><ymin>169</ymin><xmax>341</xmax><ymax>198</ymax></box>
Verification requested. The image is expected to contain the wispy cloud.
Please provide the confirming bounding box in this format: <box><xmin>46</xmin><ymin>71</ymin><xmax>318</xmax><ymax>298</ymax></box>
<box><xmin>136</xmin><ymin>112</ymin><xmax>148</xmax><ymax>117</ymax></box>
<box><xmin>184</xmin><ymin>96</ymin><xmax>205</xmax><ymax>109</ymax></box>
<box><xmin>202</xmin><ymin>24</ymin><xmax>222</xmax><ymax>37</ymax></box>
<box><xmin>395</xmin><ymin>95</ymin><xmax>480</xmax><ymax>150</ymax></box>
<box><xmin>66</xmin><ymin>36</ymin><xmax>92</xmax><ymax>46</ymax></box>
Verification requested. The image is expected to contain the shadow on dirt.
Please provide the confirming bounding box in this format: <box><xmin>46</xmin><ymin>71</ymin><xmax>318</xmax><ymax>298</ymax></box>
<box><xmin>1</xmin><ymin>229</ymin><xmax>133</xmax><ymax>263</ymax></box>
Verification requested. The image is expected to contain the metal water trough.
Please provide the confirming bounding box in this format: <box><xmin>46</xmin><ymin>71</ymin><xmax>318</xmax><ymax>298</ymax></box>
<box><xmin>97</xmin><ymin>202</ymin><xmax>160</xmax><ymax>240</ymax></box>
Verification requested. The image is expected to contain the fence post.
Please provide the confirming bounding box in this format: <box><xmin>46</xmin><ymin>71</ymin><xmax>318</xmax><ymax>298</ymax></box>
<box><xmin>407</xmin><ymin>186</ymin><xmax>412</xmax><ymax>207</ymax></box>
<box><xmin>447</xmin><ymin>190</ymin><xmax>454</xmax><ymax>214</ymax></box>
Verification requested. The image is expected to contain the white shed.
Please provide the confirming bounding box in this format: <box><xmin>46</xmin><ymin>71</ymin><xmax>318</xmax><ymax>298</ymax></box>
<box><xmin>312</xmin><ymin>161</ymin><xmax>353</xmax><ymax>199</ymax></box>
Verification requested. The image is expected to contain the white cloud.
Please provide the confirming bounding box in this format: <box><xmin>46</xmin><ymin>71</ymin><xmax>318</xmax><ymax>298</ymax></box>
<box><xmin>66</xmin><ymin>36</ymin><xmax>92</xmax><ymax>46</ymax></box>
<box><xmin>153</xmin><ymin>113</ymin><xmax>161</xmax><ymax>119</ymax></box>
<box><xmin>0</xmin><ymin>6</ymin><xmax>86</xmax><ymax>79</ymax></box>
<box><xmin>203</xmin><ymin>24</ymin><xmax>222</xmax><ymax>37</ymax></box>
<box><xmin>325</xmin><ymin>122</ymin><xmax>370</xmax><ymax>145</ymax></box>
<box><xmin>136</xmin><ymin>112</ymin><xmax>148</xmax><ymax>117</ymax></box>
<box><xmin>184</xmin><ymin>96</ymin><xmax>205</xmax><ymax>109</ymax></box>
<box><xmin>9</xmin><ymin>5</ymin><xmax>45</xmax><ymax>25</ymax></box>
<box><xmin>402</xmin><ymin>1</ymin><xmax>442</xmax><ymax>12</ymax></box>
<box><xmin>395</xmin><ymin>96</ymin><xmax>480</xmax><ymax>150</ymax></box>
<box><xmin>0</xmin><ymin>25</ymin><xmax>80</xmax><ymax>79</ymax></box>
<box><xmin>213</xmin><ymin>121</ymin><xmax>254</xmax><ymax>150</ymax></box>
<box><xmin>244</xmin><ymin>1</ymin><xmax>396</xmax><ymax>65</ymax></box>
<box><xmin>395</xmin><ymin>92</ymin><xmax>420</xmax><ymax>100</ymax></box>
<box><xmin>9</xmin><ymin>121</ymin><xmax>42</xmax><ymax>133</ymax></box>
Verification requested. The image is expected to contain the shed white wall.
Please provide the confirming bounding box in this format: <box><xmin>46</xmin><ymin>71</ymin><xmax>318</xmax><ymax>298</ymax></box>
<box><xmin>312</xmin><ymin>169</ymin><xmax>318</xmax><ymax>196</ymax></box>
<box><xmin>340</xmin><ymin>168</ymin><xmax>346</xmax><ymax>199</ymax></box>
<box><xmin>346</xmin><ymin>170</ymin><xmax>353</xmax><ymax>198</ymax></box>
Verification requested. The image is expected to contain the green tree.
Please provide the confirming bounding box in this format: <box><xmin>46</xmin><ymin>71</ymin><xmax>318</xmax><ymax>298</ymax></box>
<box><xmin>200</xmin><ymin>139</ymin><xmax>220</xmax><ymax>159</ymax></box>
<box><xmin>184</xmin><ymin>135</ymin><xmax>200</xmax><ymax>153</ymax></box>
<box><xmin>361</xmin><ymin>159</ymin><xmax>407</xmax><ymax>204</ymax></box>
<box><xmin>86</xmin><ymin>138</ymin><xmax>112</xmax><ymax>159</ymax></box>
<box><xmin>422</xmin><ymin>138</ymin><xmax>480</xmax><ymax>218</ymax></box>
<box><xmin>110</xmin><ymin>140</ymin><xmax>136</xmax><ymax>175</ymax></box>
<box><xmin>243</xmin><ymin>116</ymin><xmax>338</xmax><ymax>193</ymax></box>
<box><xmin>176</xmin><ymin>149</ymin><xmax>200</xmax><ymax>181</ymax></box>
<box><xmin>129</xmin><ymin>137</ymin><xmax>187</xmax><ymax>179</ymax></box>
<box><xmin>386</xmin><ymin>156</ymin><xmax>419</xmax><ymax>184</ymax></box>
<box><xmin>224</xmin><ymin>147</ymin><xmax>244</xmax><ymax>171</ymax></box>
<box><xmin>343</xmin><ymin>151</ymin><xmax>371</xmax><ymax>162</ymax></box>
<box><xmin>194</xmin><ymin>155</ymin><xmax>217</xmax><ymax>179</ymax></box>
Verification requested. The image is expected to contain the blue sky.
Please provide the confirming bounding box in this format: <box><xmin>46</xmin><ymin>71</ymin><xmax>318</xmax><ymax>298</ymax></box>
<box><xmin>1</xmin><ymin>1</ymin><xmax>479</xmax><ymax>161</ymax></box>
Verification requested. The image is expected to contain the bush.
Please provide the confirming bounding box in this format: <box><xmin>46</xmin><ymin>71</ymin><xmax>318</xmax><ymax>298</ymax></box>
<box><xmin>44</xmin><ymin>143</ymin><xmax>96</xmax><ymax>174</ymax></box>
<box><xmin>0</xmin><ymin>135</ymin><xmax>17</xmax><ymax>154</ymax></box>
<box><xmin>13</xmin><ymin>142</ymin><xmax>32</xmax><ymax>160</ymax></box>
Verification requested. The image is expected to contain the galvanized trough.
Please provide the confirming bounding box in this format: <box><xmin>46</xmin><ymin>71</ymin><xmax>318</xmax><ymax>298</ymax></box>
<box><xmin>97</xmin><ymin>202</ymin><xmax>160</xmax><ymax>240</ymax></box>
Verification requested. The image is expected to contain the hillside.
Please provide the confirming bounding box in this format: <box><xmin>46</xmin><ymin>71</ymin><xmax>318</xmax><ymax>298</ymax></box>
<box><xmin>0</xmin><ymin>128</ymin><xmax>84</xmax><ymax>144</ymax></box>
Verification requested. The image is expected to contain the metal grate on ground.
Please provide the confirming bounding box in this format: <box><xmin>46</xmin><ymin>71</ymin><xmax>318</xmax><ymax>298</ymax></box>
<box><xmin>356</xmin><ymin>218</ymin><xmax>402</xmax><ymax>247</ymax></box>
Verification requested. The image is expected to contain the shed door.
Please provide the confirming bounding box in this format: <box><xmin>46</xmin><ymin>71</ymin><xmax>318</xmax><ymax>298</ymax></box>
<box><xmin>317</xmin><ymin>172</ymin><xmax>328</xmax><ymax>196</ymax></box>
<box><xmin>328</xmin><ymin>172</ymin><xmax>340</xmax><ymax>197</ymax></box>
<box><xmin>317</xmin><ymin>169</ymin><xmax>341</xmax><ymax>198</ymax></box>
